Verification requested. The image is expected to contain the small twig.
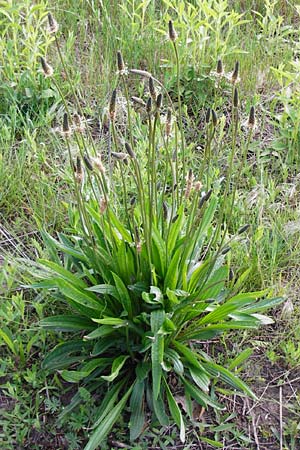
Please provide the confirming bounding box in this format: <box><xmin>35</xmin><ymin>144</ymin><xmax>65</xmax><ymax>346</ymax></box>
<box><xmin>279</xmin><ymin>386</ymin><xmax>283</xmax><ymax>450</ymax></box>
<box><xmin>246</xmin><ymin>398</ymin><xmax>261</xmax><ymax>450</ymax></box>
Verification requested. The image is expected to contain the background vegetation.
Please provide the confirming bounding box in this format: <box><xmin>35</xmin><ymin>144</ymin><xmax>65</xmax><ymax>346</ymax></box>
<box><xmin>1</xmin><ymin>1</ymin><xmax>300</xmax><ymax>449</ymax></box>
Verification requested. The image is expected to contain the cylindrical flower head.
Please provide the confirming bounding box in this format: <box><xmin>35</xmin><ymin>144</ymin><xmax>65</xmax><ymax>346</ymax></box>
<box><xmin>248</xmin><ymin>106</ymin><xmax>255</xmax><ymax>128</ymax></box>
<box><xmin>146</xmin><ymin>97</ymin><xmax>152</xmax><ymax>114</ymax></box>
<box><xmin>149</xmin><ymin>77</ymin><xmax>156</xmax><ymax>101</ymax></box>
<box><xmin>156</xmin><ymin>93</ymin><xmax>163</xmax><ymax>110</ymax></box>
<box><xmin>217</xmin><ymin>59</ymin><xmax>223</xmax><ymax>76</ymax></box>
<box><xmin>205</xmin><ymin>108</ymin><xmax>211</xmax><ymax>124</ymax></box>
<box><xmin>117</xmin><ymin>51</ymin><xmax>125</xmax><ymax>72</ymax></box>
<box><xmin>231</xmin><ymin>61</ymin><xmax>240</xmax><ymax>84</ymax></box>
<box><xmin>40</xmin><ymin>56</ymin><xmax>53</xmax><ymax>77</ymax></box>
<box><xmin>211</xmin><ymin>109</ymin><xmax>217</xmax><ymax>127</ymax></box>
<box><xmin>131</xmin><ymin>96</ymin><xmax>146</xmax><ymax>107</ymax></box>
<box><xmin>109</xmin><ymin>89</ymin><xmax>117</xmax><ymax>121</ymax></box>
<box><xmin>125</xmin><ymin>142</ymin><xmax>136</xmax><ymax>159</ymax></box>
<box><xmin>47</xmin><ymin>12</ymin><xmax>59</xmax><ymax>34</ymax></box>
<box><xmin>168</xmin><ymin>20</ymin><xmax>177</xmax><ymax>42</ymax></box>
<box><xmin>166</xmin><ymin>108</ymin><xmax>172</xmax><ymax>136</ymax></box>
<box><xmin>83</xmin><ymin>155</ymin><xmax>93</xmax><ymax>171</ymax></box>
<box><xmin>62</xmin><ymin>113</ymin><xmax>71</xmax><ymax>136</ymax></box>
<box><xmin>111</xmin><ymin>152</ymin><xmax>128</xmax><ymax>161</ymax></box>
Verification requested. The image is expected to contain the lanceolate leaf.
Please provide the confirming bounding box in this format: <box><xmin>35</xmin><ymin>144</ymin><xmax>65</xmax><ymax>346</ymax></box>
<box><xmin>42</xmin><ymin>340</ymin><xmax>91</xmax><ymax>370</ymax></box>
<box><xmin>164</xmin><ymin>246</ymin><xmax>182</xmax><ymax>291</ymax></box>
<box><xmin>202</xmin><ymin>361</ymin><xmax>257</xmax><ymax>399</ymax></box>
<box><xmin>163</xmin><ymin>377</ymin><xmax>185</xmax><ymax>442</ymax></box>
<box><xmin>61</xmin><ymin>358</ymin><xmax>112</xmax><ymax>383</ymax></box>
<box><xmin>181</xmin><ymin>377</ymin><xmax>224</xmax><ymax>410</ymax></box>
<box><xmin>92</xmin><ymin>379</ymin><xmax>128</xmax><ymax>429</ymax></box>
<box><xmin>129</xmin><ymin>380</ymin><xmax>145</xmax><ymax>441</ymax></box>
<box><xmin>57</xmin><ymin>278</ymin><xmax>106</xmax><ymax>315</ymax></box>
<box><xmin>152</xmin><ymin>334</ymin><xmax>164</xmax><ymax>400</ymax></box>
<box><xmin>38</xmin><ymin>259</ymin><xmax>87</xmax><ymax>288</ymax></box>
<box><xmin>102</xmin><ymin>355</ymin><xmax>129</xmax><ymax>382</ymax></box>
<box><xmin>111</xmin><ymin>272</ymin><xmax>133</xmax><ymax>317</ymax></box>
<box><xmin>151</xmin><ymin>310</ymin><xmax>165</xmax><ymax>400</ymax></box>
<box><xmin>84</xmin><ymin>385</ymin><xmax>133</xmax><ymax>450</ymax></box>
<box><xmin>40</xmin><ymin>315</ymin><xmax>94</xmax><ymax>332</ymax></box>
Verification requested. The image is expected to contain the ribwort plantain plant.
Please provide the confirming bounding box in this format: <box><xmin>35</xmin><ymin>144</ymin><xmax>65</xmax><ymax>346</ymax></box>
<box><xmin>30</xmin><ymin>15</ymin><xmax>283</xmax><ymax>450</ymax></box>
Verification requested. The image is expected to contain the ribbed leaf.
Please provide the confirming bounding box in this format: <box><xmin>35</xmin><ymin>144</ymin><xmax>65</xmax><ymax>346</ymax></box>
<box><xmin>165</xmin><ymin>348</ymin><xmax>184</xmax><ymax>375</ymax></box>
<box><xmin>84</xmin><ymin>385</ymin><xmax>133</xmax><ymax>450</ymax></box>
<box><xmin>152</xmin><ymin>334</ymin><xmax>164</xmax><ymax>400</ymax></box>
<box><xmin>172</xmin><ymin>340</ymin><xmax>205</xmax><ymax>371</ymax></box>
<box><xmin>181</xmin><ymin>377</ymin><xmax>223</xmax><ymax>410</ymax></box>
<box><xmin>164</xmin><ymin>246</ymin><xmax>182</xmax><ymax>291</ymax></box>
<box><xmin>84</xmin><ymin>325</ymin><xmax>115</xmax><ymax>341</ymax></box>
<box><xmin>42</xmin><ymin>340</ymin><xmax>91</xmax><ymax>370</ymax></box>
<box><xmin>92</xmin><ymin>379</ymin><xmax>127</xmax><ymax>429</ymax></box>
<box><xmin>57</xmin><ymin>278</ymin><xmax>105</xmax><ymax>315</ymax></box>
<box><xmin>112</xmin><ymin>272</ymin><xmax>132</xmax><ymax>317</ymax></box>
<box><xmin>202</xmin><ymin>361</ymin><xmax>256</xmax><ymax>398</ymax></box>
<box><xmin>61</xmin><ymin>358</ymin><xmax>111</xmax><ymax>383</ymax></box>
<box><xmin>241</xmin><ymin>296</ymin><xmax>283</xmax><ymax>314</ymax></box>
<box><xmin>102</xmin><ymin>355</ymin><xmax>129</xmax><ymax>382</ymax></box>
<box><xmin>189</xmin><ymin>366</ymin><xmax>211</xmax><ymax>392</ymax></box>
<box><xmin>164</xmin><ymin>378</ymin><xmax>185</xmax><ymax>443</ymax></box>
<box><xmin>152</xmin><ymin>391</ymin><xmax>169</xmax><ymax>426</ymax></box>
<box><xmin>196</xmin><ymin>302</ymin><xmax>240</xmax><ymax>326</ymax></box>
<box><xmin>129</xmin><ymin>380</ymin><xmax>145</xmax><ymax>441</ymax></box>
<box><xmin>151</xmin><ymin>310</ymin><xmax>165</xmax><ymax>400</ymax></box>
<box><xmin>92</xmin><ymin>317</ymin><xmax>126</xmax><ymax>326</ymax></box>
<box><xmin>40</xmin><ymin>315</ymin><xmax>94</xmax><ymax>332</ymax></box>
<box><xmin>38</xmin><ymin>259</ymin><xmax>87</xmax><ymax>288</ymax></box>
<box><xmin>86</xmin><ymin>284</ymin><xmax>119</xmax><ymax>298</ymax></box>
<box><xmin>228</xmin><ymin>348</ymin><xmax>253</xmax><ymax>370</ymax></box>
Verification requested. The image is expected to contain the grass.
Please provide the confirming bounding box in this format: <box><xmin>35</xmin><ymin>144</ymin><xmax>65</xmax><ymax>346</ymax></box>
<box><xmin>1</xmin><ymin>0</ymin><xmax>300</xmax><ymax>448</ymax></box>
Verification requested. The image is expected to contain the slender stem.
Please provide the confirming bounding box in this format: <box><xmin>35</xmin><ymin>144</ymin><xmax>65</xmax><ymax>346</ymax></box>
<box><xmin>172</xmin><ymin>41</ymin><xmax>186</xmax><ymax>200</ymax></box>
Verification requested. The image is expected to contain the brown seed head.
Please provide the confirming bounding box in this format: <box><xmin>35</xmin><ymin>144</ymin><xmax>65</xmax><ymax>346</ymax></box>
<box><xmin>117</xmin><ymin>51</ymin><xmax>125</xmax><ymax>73</ymax></box>
<box><xmin>231</xmin><ymin>61</ymin><xmax>240</xmax><ymax>84</ymax></box>
<box><xmin>149</xmin><ymin>77</ymin><xmax>156</xmax><ymax>101</ymax></box>
<box><xmin>248</xmin><ymin>106</ymin><xmax>255</xmax><ymax>128</ymax></box>
<box><xmin>111</xmin><ymin>152</ymin><xmax>128</xmax><ymax>161</ymax></box>
<box><xmin>99</xmin><ymin>198</ymin><xmax>107</xmax><ymax>214</ymax></box>
<box><xmin>185</xmin><ymin>169</ymin><xmax>194</xmax><ymax>199</ymax></box>
<box><xmin>47</xmin><ymin>12</ymin><xmax>59</xmax><ymax>34</ymax></box>
<box><xmin>109</xmin><ymin>89</ymin><xmax>117</xmax><ymax>121</ymax></box>
<box><xmin>129</xmin><ymin>69</ymin><xmax>152</xmax><ymax>78</ymax></box>
<box><xmin>217</xmin><ymin>59</ymin><xmax>223</xmax><ymax>76</ymax></box>
<box><xmin>168</xmin><ymin>20</ymin><xmax>177</xmax><ymax>42</ymax></box>
<box><xmin>205</xmin><ymin>108</ymin><xmax>211</xmax><ymax>124</ymax></box>
<box><xmin>83</xmin><ymin>155</ymin><xmax>93</xmax><ymax>171</ymax></box>
<box><xmin>166</xmin><ymin>108</ymin><xmax>172</xmax><ymax>136</ymax></box>
<box><xmin>146</xmin><ymin>97</ymin><xmax>152</xmax><ymax>114</ymax></box>
<box><xmin>211</xmin><ymin>109</ymin><xmax>217</xmax><ymax>127</ymax></box>
<box><xmin>73</xmin><ymin>113</ymin><xmax>85</xmax><ymax>133</ymax></box>
<box><xmin>156</xmin><ymin>93</ymin><xmax>163</xmax><ymax>110</ymax></box>
<box><xmin>238</xmin><ymin>224</ymin><xmax>250</xmax><ymax>235</ymax></box>
<box><xmin>92</xmin><ymin>156</ymin><xmax>105</xmax><ymax>174</ymax></box>
<box><xmin>40</xmin><ymin>56</ymin><xmax>53</xmax><ymax>77</ymax></box>
<box><xmin>62</xmin><ymin>113</ymin><xmax>71</xmax><ymax>137</ymax></box>
<box><xmin>75</xmin><ymin>156</ymin><xmax>83</xmax><ymax>183</ymax></box>
<box><xmin>194</xmin><ymin>181</ymin><xmax>202</xmax><ymax>192</ymax></box>
<box><xmin>125</xmin><ymin>142</ymin><xmax>136</xmax><ymax>159</ymax></box>
<box><xmin>131</xmin><ymin>96</ymin><xmax>146</xmax><ymax>107</ymax></box>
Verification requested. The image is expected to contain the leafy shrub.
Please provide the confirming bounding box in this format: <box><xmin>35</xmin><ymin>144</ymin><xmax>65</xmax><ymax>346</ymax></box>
<box><xmin>29</xmin><ymin>15</ymin><xmax>283</xmax><ymax>450</ymax></box>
